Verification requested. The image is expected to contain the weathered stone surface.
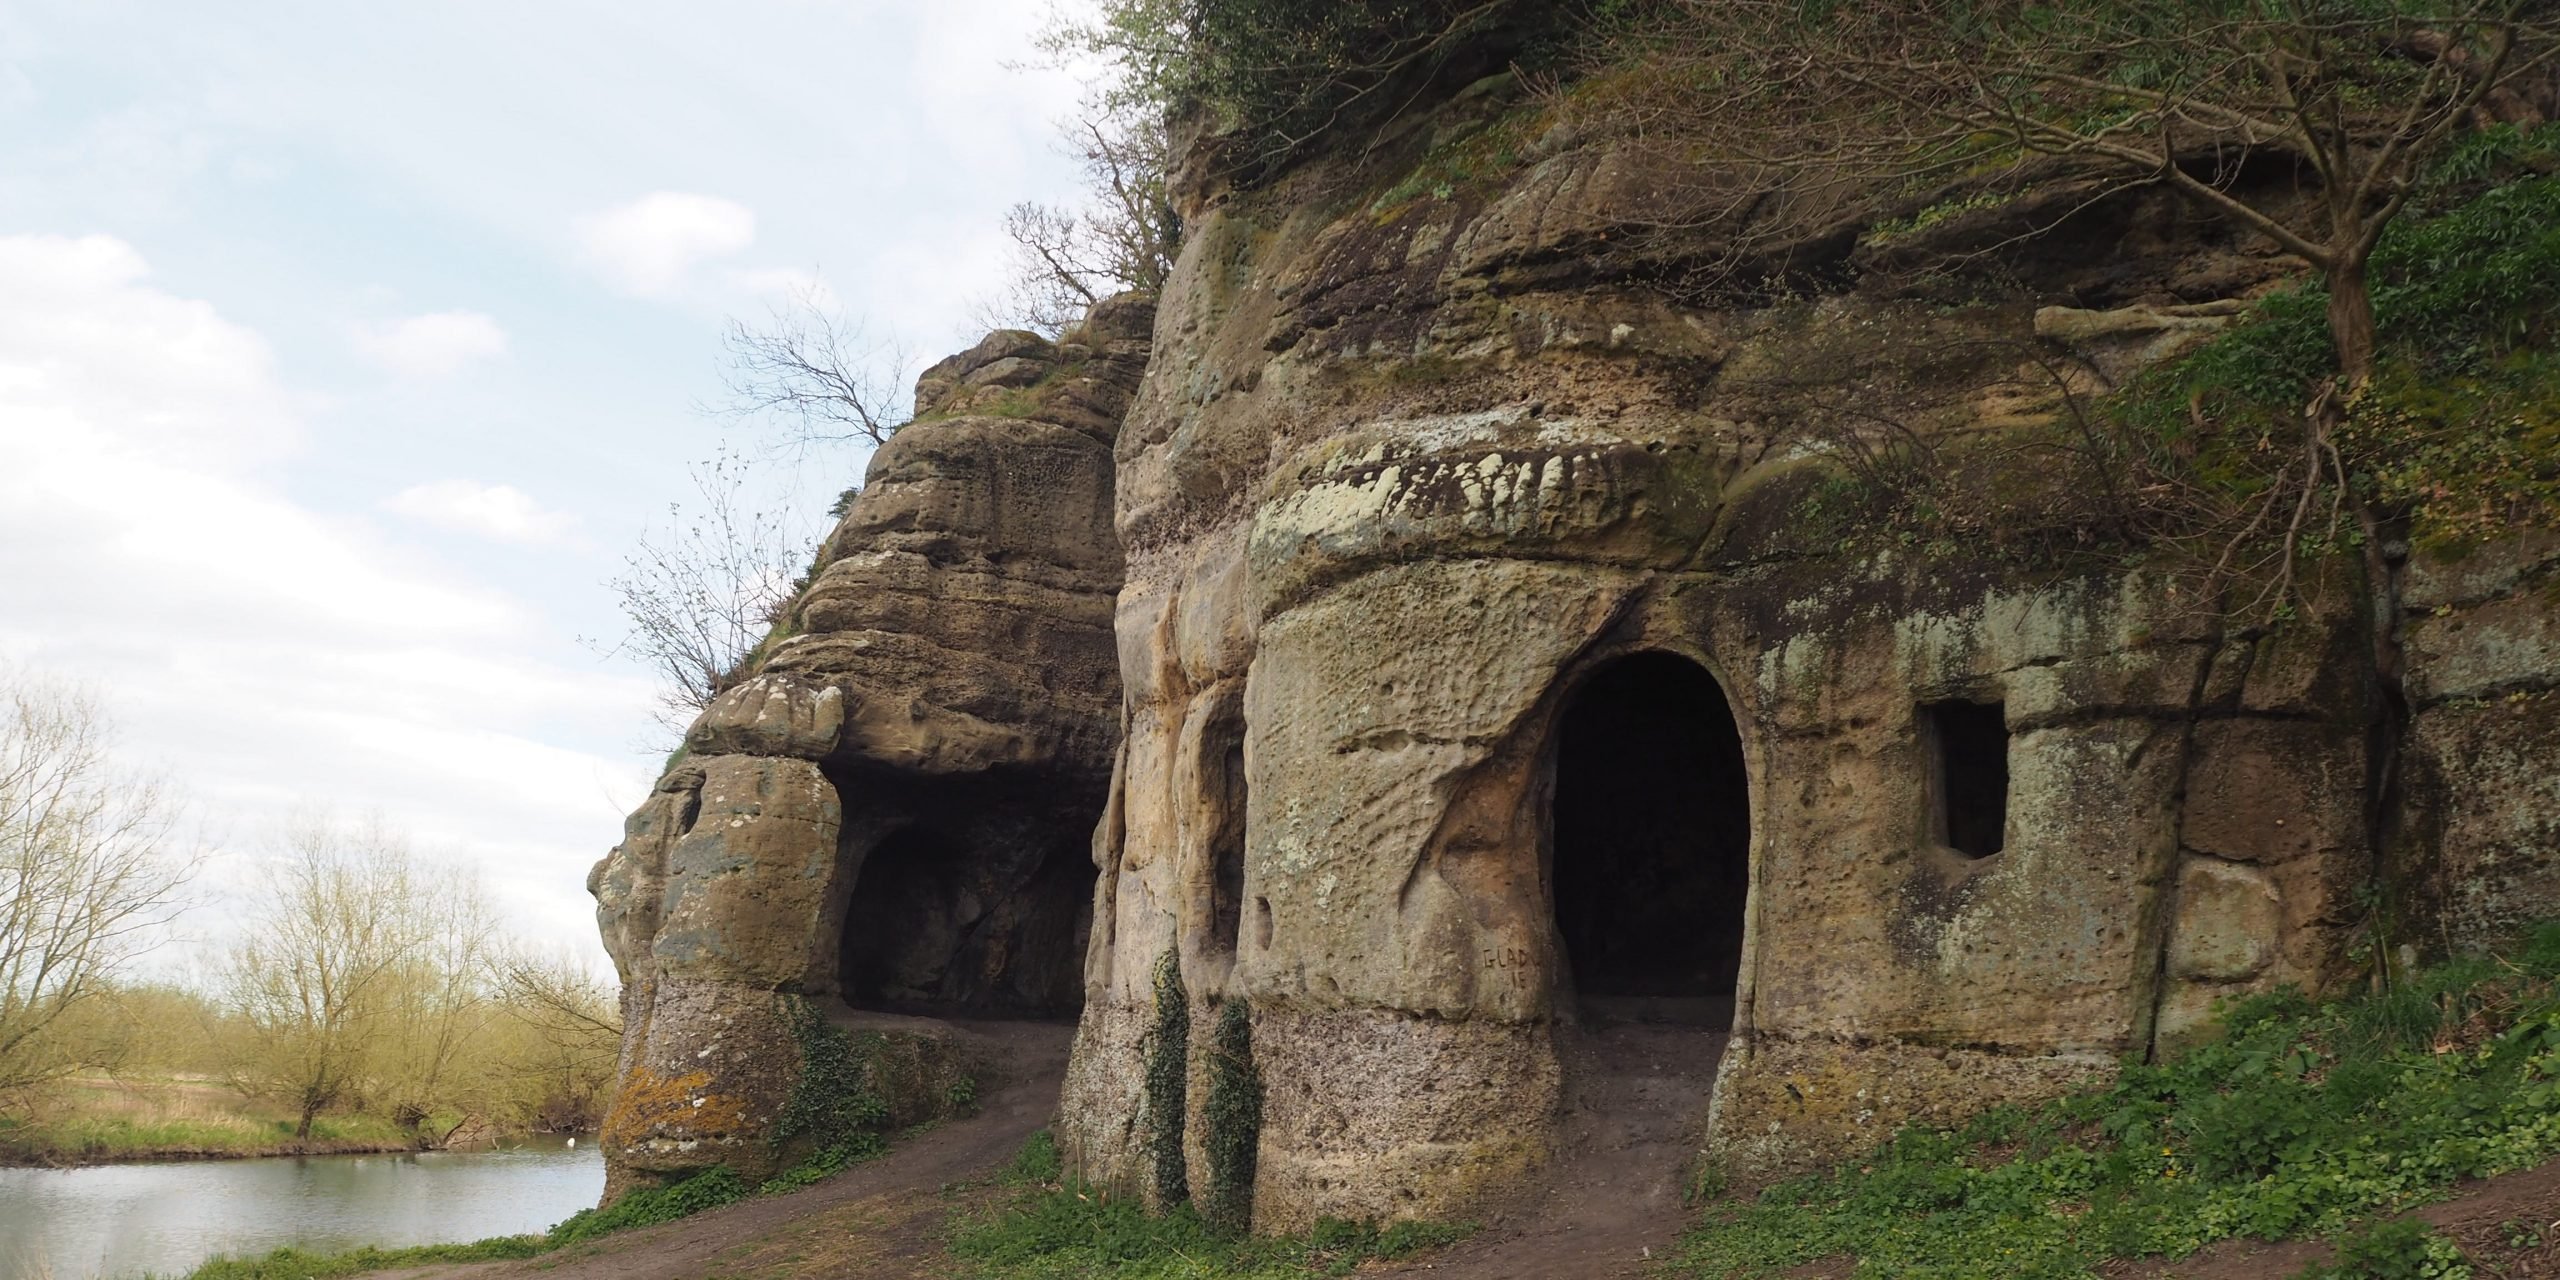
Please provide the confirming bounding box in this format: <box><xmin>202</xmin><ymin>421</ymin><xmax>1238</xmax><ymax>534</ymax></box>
<box><xmin>2403</xmin><ymin>531</ymin><xmax>2560</xmax><ymax>611</ymax></box>
<box><xmin>591</xmin><ymin>297</ymin><xmax>1154</xmax><ymax>1197</ymax></box>
<box><xmin>1249</xmin><ymin>1008</ymin><xmax>1559</xmax><ymax>1229</ymax></box>
<box><xmin>590</xmin><ymin>58</ymin><xmax>2560</xmax><ymax>1232</ymax></box>
<box><xmin>685</xmin><ymin>675</ymin><xmax>847</xmax><ymax>760</ymax></box>
<box><xmin>652</xmin><ymin>754</ymin><xmax>839</xmax><ymax>986</ymax></box>
<box><xmin>2168</xmin><ymin>858</ymin><xmax>2282</xmax><ymax>983</ymax></box>
<box><xmin>2182</xmin><ymin>720</ymin><xmax>2367</xmax><ymax>869</ymax></box>
<box><xmin>914</xmin><ymin>328</ymin><xmax>1054</xmax><ymax>414</ymax></box>
<box><xmin>2404</xmin><ymin>693</ymin><xmax>2560</xmax><ymax>948</ymax></box>
<box><xmin>1706</xmin><ymin>1034</ymin><xmax>2111</xmax><ymax>1179</ymax></box>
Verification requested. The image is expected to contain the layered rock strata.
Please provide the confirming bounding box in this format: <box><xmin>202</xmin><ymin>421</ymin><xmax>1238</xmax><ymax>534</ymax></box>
<box><xmin>591</xmin><ymin>297</ymin><xmax>1153</xmax><ymax>1191</ymax></box>
<box><xmin>589</xmin><ymin>73</ymin><xmax>2560</xmax><ymax>1230</ymax></box>
<box><xmin>1051</xmin><ymin>79</ymin><xmax>2560</xmax><ymax>1229</ymax></box>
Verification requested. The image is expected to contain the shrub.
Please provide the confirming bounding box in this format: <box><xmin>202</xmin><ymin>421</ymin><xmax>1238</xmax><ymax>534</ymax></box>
<box><xmin>1674</xmin><ymin>923</ymin><xmax>2560</xmax><ymax>1278</ymax></box>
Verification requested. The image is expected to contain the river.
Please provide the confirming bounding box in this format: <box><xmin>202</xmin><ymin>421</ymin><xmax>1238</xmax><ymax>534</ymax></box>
<box><xmin>0</xmin><ymin>1136</ymin><xmax>604</xmax><ymax>1280</ymax></box>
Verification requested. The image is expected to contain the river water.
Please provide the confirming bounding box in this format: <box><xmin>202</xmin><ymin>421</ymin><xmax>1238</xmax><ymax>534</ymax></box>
<box><xmin>0</xmin><ymin>1136</ymin><xmax>604</xmax><ymax>1280</ymax></box>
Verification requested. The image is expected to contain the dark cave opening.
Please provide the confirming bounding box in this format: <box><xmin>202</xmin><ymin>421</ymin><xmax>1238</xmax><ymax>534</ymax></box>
<box><xmin>1923</xmin><ymin>699</ymin><xmax>2010</xmax><ymax>860</ymax></box>
<box><xmin>836</xmin><ymin>820</ymin><xmax>1096</xmax><ymax>1020</ymax></box>
<box><xmin>1208</xmin><ymin>738</ymin><xmax>1247</xmax><ymax>956</ymax></box>
<box><xmin>1549</xmin><ymin>652</ymin><xmax>1751</xmax><ymax>1022</ymax></box>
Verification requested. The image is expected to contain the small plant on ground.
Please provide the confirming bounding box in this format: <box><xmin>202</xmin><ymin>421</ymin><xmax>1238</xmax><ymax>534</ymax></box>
<box><xmin>2295</xmin><ymin>1218</ymin><xmax>2472</xmax><ymax>1280</ymax></box>
<box><xmin>546</xmin><ymin>1166</ymin><xmax>751</xmax><ymax>1246</ymax></box>
<box><xmin>769</xmin><ymin>996</ymin><xmax>897</xmax><ymax>1185</ymax></box>
<box><xmin>177</xmin><ymin>1237</ymin><xmax>548</xmax><ymax>1280</ymax></box>
<box><xmin>954</xmin><ymin>1133</ymin><xmax>1473</xmax><ymax>1280</ymax></box>
<box><xmin>1675</xmin><ymin>922</ymin><xmax>2560</xmax><ymax>1279</ymax></box>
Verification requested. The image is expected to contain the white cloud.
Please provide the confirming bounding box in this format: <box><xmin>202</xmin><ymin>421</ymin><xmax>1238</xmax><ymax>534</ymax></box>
<box><xmin>385</xmin><ymin>479</ymin><xmax>577</xmax><ymax>545</ymax></box>
<box><xmin>0</xmin><ymin>232</ymin><xmax>302</xmax><ymax>465</ymax></box>
<box><xmin>575</xmin><ymin>191</ymin><xmax>756</xmax><ymax>297</ymax></box>
<box><xmin>352</xmin><ymin>309</ymin><xmax>509</xmax><ymax>379</ymax></box>
<box><xmin>0</xmin><ymin>233</ymin><xmax>651</xmax><ymax>967</ymax></box>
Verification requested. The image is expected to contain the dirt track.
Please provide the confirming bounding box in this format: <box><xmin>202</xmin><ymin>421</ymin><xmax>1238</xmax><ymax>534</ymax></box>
<box><xmin>378</xmin><ymin>1018</ymin><xmax>2560</xmax><ymax>1280</ymax></box>
<box><xmin>382</xmin><ymin>1021</ymin><xmax>1072</xmax><ymax>1280</ymax></box>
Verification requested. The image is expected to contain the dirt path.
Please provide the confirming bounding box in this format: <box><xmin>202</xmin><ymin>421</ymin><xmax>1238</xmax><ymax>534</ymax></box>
<box><xmin>386</xmin><ymin>1021</ymin><xmax>1072</xmax><ymax>1280</ymax></box>
<box><xmin>1384</xmin><ymin>1018</ymin><xmax>1727</xmax><ymax>1279</ymax></box>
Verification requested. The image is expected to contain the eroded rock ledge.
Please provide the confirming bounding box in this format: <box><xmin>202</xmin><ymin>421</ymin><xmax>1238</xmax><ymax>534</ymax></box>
<box><xmin>590</xmin><ymin>296</ymin><xmax>1153</xmax><ymax>1193</ymax></box>
<box><xmin>592</xmin><ymin>72</ymin><xmax>2560</xmax><ymax>1230</ymax></box>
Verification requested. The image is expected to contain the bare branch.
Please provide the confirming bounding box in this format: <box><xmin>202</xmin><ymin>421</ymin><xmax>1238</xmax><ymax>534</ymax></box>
<box><xmin>718</xmin><ymin>281</ymin><xmax>911</xmax><ymax>449</ymax></box>
<box><xmin>590</xmin><ymin>450</ymin><xmax>813</xmax><ymax>730</ymax></box>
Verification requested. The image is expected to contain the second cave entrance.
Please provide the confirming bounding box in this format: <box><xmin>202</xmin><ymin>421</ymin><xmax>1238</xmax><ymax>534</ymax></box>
<box><xmin>830</xmin><ymin>773</ymin><xmax>1099</xmax><ymax>1020</ymax></box>
<box><xmin>1549</xmin><ymin>651</ymin><xmax>1751</xmax><ymax>1025</ymax></box>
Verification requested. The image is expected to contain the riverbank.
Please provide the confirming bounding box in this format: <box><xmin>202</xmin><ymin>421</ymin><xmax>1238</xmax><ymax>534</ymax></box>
<box><xmin>0</xmin><ymin>1074</ymin><xmax>422</xmax><ymax>1167</ymax></box>
<box><xmin>0</xmin><ymin>1132</ymin><xmax>603</xmax><ymax>1280</ymax></box>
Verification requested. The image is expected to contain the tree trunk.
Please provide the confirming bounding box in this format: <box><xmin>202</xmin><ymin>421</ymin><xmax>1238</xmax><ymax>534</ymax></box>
<box><xmin>2326</xmin><ymin>252</ymin><xmax>2378</xmax><ymax>390</ymax></box>
<box><xmin>296</xmin><ymin>1101</ymin><xmax>318</xmax><ymax>1141</ymax></box>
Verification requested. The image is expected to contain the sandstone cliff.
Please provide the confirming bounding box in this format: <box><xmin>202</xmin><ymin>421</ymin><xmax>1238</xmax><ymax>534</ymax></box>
<box><xmin>590</xmin><ymin>63</ymin><xmax>2560</xmax><ymax>1230</ymax></box>
<box><xmin>590</xmin><ymin>295</ymin><xmax>1151</xmax><ymax>1190</ymax></box>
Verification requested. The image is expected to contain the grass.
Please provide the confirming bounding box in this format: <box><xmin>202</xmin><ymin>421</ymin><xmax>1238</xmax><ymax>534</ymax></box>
<box><xmin>949</xmin><ymin>1130</ymin><xmax>1473</xmax><ymax>1280</ymax></box>
<box><xmin>170</xmin><ymin>1238</ymin><xmax>549</xmax><ymax>1280</ymax></box>
<box><xmin>163</xmin><ymin>998</ymin><xmax>927</xmax><ymax>1278</ymax></box>
<box><xmin>165</xmin><ymin>1163</ymin><xmax>755</xmax><ymax>1279</ymax></box>
<box><xmin>168</xmin><ymin>1084</ymin><xmax>903</xmax><ymax>1280</ymax></box>
<box><xmin>0</xmin><ymin>1075</ymin><xmax>418</xmax><ymax>1164</ymax></box>
<box><xmin>1674</xmin><ymin>922</ymin><xmax>2560</xmax><ymax>1279</ymax></box>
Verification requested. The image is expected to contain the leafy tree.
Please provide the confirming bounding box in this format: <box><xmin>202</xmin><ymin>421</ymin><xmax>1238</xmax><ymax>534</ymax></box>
<box><xmin>1042</xmin><ymin>0</ymin><xmax>1567</xmax><ymax>179</ymax></box>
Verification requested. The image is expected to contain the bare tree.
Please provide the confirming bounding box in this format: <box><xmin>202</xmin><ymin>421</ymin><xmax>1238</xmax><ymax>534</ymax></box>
<box><xmin>980</xmin><ymin>102</ymin><xmax>1182</xmax><ymax>335</ymax></box>
<box><xmin>0</xmin><ymin>671</ymin><xmax>190</xmax><ymax>1105</ymax></box>
<box><xmin>220</xmin><ymin>814</ymin><xmax>419</xmax><ymax>1139</ymax></box>
<box><xmin>597</xmin><ymin>450</ymin><xmax>813</xmax><ymax>728</ymax></box>
<box><xmin>718</xmin><ymin>282</ymin><xmax>911</xmax><ymax>449</ymax></box>
<box><xmin>372</xmin><ymin>873</ymin><xmax>499</xmax><ymax>1130</ymax></box>
<box><xmin>487</xmin><ymin>946</ymin><xmax>621</xmax><ymax>1131</ymax></box>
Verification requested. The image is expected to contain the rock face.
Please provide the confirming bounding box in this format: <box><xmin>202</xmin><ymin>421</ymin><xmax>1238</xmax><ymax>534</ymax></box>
<box><xmin>592</xmin><ymin>76</ymin><xmax>2560</xmax><ymax>1230</ymax></box>
<box><xmin>590</xmin><ymin>296</ymin><xmax>1153</xmax><ymax>1192</ymax></box>
<box><xmin>1042</xmin><ymin>80</ymin><xmax>2560</xmax><ymax>1231</ymax></box>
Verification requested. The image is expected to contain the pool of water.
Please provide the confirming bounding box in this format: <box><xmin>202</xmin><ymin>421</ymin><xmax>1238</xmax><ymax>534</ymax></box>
<box><xmin>0</xmin><ymin>1135</ymin><xmax>604</xmax><ymax>1280</ymax></box>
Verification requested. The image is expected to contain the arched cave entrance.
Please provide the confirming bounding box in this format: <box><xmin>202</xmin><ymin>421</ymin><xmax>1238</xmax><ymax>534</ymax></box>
<box><xmin>1549</xmin><ymin>651</ymin><xmax>1751</xmax><ymax>1026</ymax></box>
<box><xmin>836</xmin><ymin>815</ymin><xmax>1096</xmax><ymax>1020</ymax></box>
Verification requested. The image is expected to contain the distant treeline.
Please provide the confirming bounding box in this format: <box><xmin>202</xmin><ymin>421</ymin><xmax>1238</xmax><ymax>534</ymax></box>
<box><xmin>1</xmin><ymin>665</ymin><xmax>620</xmax><ymax>1160</ymax></box>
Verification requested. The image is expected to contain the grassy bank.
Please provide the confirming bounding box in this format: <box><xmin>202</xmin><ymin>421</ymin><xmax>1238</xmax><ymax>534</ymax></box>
<box><xmin>0</xmin><ymin>1075</ymin><xmax>421</xmax><ymax>1165</ymax></box>
<box><xmin>947</xmin><ymin>1131</ymin><xmax>1472</xmax><ymax>1280</ymax></box>
<box><xmin>1677</xmin><ymin>923</ymin><xmax>2560</xmax><ymax>1279</ymax></box>
<box><xmin>165</xmin><ymin>1164</ymin><xmax>754</xmax><ymax>1279</ymax></box>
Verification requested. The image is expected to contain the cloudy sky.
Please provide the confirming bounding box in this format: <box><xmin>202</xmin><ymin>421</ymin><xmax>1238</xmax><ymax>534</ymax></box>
<box><xmin>0</xmin><ymin>1</ymin><xmax>1089</xmax><ymax>969</ymax></box>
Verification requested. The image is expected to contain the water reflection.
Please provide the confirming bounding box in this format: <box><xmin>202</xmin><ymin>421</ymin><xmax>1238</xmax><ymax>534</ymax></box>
<box><xmin>0</xmin><ymin>1135</ymin><xmax>602</xmax><ymax>1280</ymax></box>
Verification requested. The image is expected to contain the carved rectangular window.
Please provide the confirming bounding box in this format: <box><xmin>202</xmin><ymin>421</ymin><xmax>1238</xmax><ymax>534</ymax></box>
<box><xmin>1923</xmin><ymin>700</ymin><xmax>2009</xmax><ymax>859</ymax></box>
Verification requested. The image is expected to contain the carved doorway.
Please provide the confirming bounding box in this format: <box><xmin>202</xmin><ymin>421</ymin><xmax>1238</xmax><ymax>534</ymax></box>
<box><xmin>1548</xmin><ymin>652</ymin><xmax>1750</xmax><ymax>1026</ymax></box>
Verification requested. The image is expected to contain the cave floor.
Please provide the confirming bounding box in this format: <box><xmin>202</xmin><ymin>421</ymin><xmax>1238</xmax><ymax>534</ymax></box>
<box><xmin>1374</xmin><ymin>1014</ymin><xmax>1728</xmax><ymax>1280</ymax></box>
